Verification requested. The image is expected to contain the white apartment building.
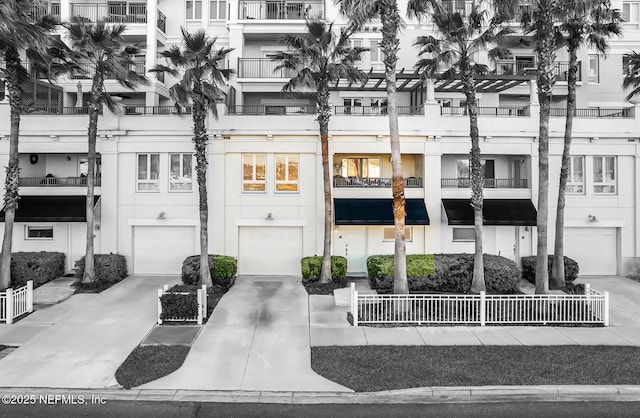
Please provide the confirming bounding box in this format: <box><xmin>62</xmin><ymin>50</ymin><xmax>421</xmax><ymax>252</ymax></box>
<box><xmin>0</xmin><ymin>0</ymin><xmax>639</xmax><ymax>277</ymax></box>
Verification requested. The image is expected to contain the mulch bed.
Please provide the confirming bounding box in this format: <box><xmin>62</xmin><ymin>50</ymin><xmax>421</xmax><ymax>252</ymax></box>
<box><xmin>115</xmin><ymin>345</ymin><xmax>190</xmax><ymax>389</ymax></box>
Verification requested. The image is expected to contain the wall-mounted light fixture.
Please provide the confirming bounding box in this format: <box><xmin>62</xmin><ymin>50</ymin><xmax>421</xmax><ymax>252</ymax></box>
<box><xmin>265</xmin><ymin>212</ymin><xmax>273</xmax><ymax>221</ymax></box>
<box><xmin>157</xmin><ymin>211</ymin><xmax>166</xmax><ymax>220</ymax></box>
<box><xmin>50</xmin><ymin>135</ymin><xmax>59</xmax><ymax>141</ymax></box>
<box><xmin>376</xmin><ymin>134</ymin><xmax>384</xmax><ymax>141</ymax></box>
<box><xmin>266</xmin><ymin>134</ymin><xmax>274</xmax><ymax>141</ymax></box>
<box><xmin>588</xmin><ymin>214</ymin><xmax>598</xmax><ymax>222</ymax></box>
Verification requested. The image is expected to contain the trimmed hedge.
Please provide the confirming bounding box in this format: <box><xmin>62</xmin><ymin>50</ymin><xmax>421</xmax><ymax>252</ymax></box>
<box><xmin>159</xmin><ymin>285</ymin><xmax>199</xmax><ymax>321</ymax></box>
<box><xmin>10</xmin><ymin>252</ymin><xmax>65</xmax><ymax>288</ymax></box>
<box><xmin>629</xmin><ymin>259</ymin><xmax>640</xmax><ymax>282</ymax></box>
<box><xmin>367</xmin><ymin>253</ymin><xmax>520</xmax><ymax>294</ymax></box>
<box><xmin>74</xmin><ymin>253</ymin><xmax>128</xmax><ymax>285</ymax></box>
<box><xmin>182</xmin><ymin>255</ymin><xmax>237</xmax><ymax>288</ymax></box>
<box><xmin>301</xmin><ymin>256</ymin><xmax>347</xmax><ymax>281</ymax></box>
<box><xmin>521</xmin><ymin>255</ymin><xmax>580</xmax><ymax>285</ymax></box>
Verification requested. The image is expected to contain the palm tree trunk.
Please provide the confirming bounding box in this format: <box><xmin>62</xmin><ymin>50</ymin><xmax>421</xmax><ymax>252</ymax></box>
<box><xmin>192</xmin><ymin>90</ymin><xmax>213</xmax><ymax>288</ymax></box>
<box><xmin>552</xmin><ymin>45</ymin><xmax>578</xmax><ymax>289</ymax></box>
<box><xmin>0</xmin><ymin>48</ymin><xmax>22</xmax><ymax>290</ymax></box>
<box><xmin>464</xmin><ymin>76</ymin><xmax>485</xmax><ymax>294</ymax></box>
<box><xmin>83</xmin><ymin>73</ymin><xmax>104</xmax><ymax>284</ymax></box>
<box><xmin>534</xmin><ymin>0</ymin><xmax>556</xmax><ymax>295</ymax></box>
<box><xmin>380</xmin><ymin>0</ymin><xmax>407</xmax><ymax>295</ymax></box>
<box><xmin>317</xmin><ymin>86</ymin><xmax>332</xmax><ymax>284</ymax></box>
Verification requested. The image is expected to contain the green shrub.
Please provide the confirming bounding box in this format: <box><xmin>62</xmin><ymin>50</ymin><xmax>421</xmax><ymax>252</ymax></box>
<box><xmin>521</xmin><ymin>255</ymin><xmax>580</xmax><ymax>285</ymax></box>
<box><xmin>10</xmin><ymin>252</ymin><xmax>65</xmax><ymax>288</ymax></box>
<box><xmin>74</xmin><ymin>253</ymin><xmax>128</xmax><ymax>286</ymax></box>
<box><xmin>629</xmin><ymin>259</ymin><xmax>640</xmax><ymax>282</ymax></box>
<box><xmin>160</xmin><ymin>285</ymin><xmax>198</xmax><ymax>321</ymax></box>
<box><xmin>181</xmin><ymin>255</ymin><xmax>237</xmax><ymax>288</ymax></box>
<box><xmin>367</xmin><ymin>254</ymin><xmax>436</xmax><ymax>292</ymax></box>
<box><xmin>300</xmin><ymin>256</ymin><xmax>347</xmax><ymax>281</ymax></box>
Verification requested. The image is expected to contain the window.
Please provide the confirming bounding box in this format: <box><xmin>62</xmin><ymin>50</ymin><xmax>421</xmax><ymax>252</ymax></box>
<box><xmin>186</xmin><ymin>0</ymin><xmax>202</xmax><ymax>19</ymax></box>
<box><xmin>243</xmin><ymin>154</ymin><xmax>266</xmax><ymax>192</ymax></box>
<box><xmin>275</xmin><ymin>154</ymin><xmax>299</xmax><ymax>192</ymax></box>
<box><xmin>623</xmin><ymin>1</ymin><xmax>640</xmax><ymax>29</ymax></box>
<box><xmin>343</xmin><ymin>98</ymin><xmax>362</xmax><ymax>114</ymax></box>
<box><xmin>453</xmin><ymin>228</ymin><xmax>475</xmax><ymax>242</ymax></box>
<box><xmin>383</xmin><ymin>227</ymin><xmax>412</xmax><ymax>242</ymax></box>
<box><xmin>370</xmin><ymin>40</ymin><xmax>383</xmax><ymax>62</ymax></box>
<box><xmin>169</xmin><ymin>153</ymin><xmax>193</xmax><ymax>191</ymax></box>
<box><xmin>588</xmin><ymin>54</ymin><xmax>599</xmax><ymax>83</ymax></box>
<box><xmin>210</xmin><ymin>0</ymin><xmax>226</xmax><ymax>19</ymax></box>
<box><xmin>340</xmin><ymin>158</ymin><xmax>381</xmax><ymax>178</ymax></box>
<box><xmin>25</xmin><ymin>225</ymin><xmax>53</xmax><ymax>240</ymax></box>
<box><xmin>137</xmin><ymin>153</ymin><xmax>160</xmax><ymax>191</ymax></box>
<box><xmin>623</xmin><ymin>55</ymin><xmax>632</xmax><ymax>75</ymax></box>
<box><xmin>593</xmin><ymin>156</ymin><xmax>616</xmax><ymax>194</ymax></box>
<box><xmin>567</xmin><ymin>156</ymin><xmax>585</xmax><ymax>194</ymax></box>
<box><xmin>456</xmin><ymin>159</ymin><xmax>494</xmax><ymax>187</ymax></box>
<box><xmin>371</xmin><ymin>98</ymin><xmax>388</xmax><ymax>114</ymax></box>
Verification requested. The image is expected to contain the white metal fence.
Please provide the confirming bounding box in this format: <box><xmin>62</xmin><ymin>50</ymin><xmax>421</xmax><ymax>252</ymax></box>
<box><xmin>0</xmin><ymin>281</ymin><xmax>34</xmax><ymax>324</ymax></box>
<box><xmin>350</xmin><ymin>283</ymin><xmax>609</xmax><ymax>327</ymax></box>
<box><xmin>157</xmin><ymin>284</ymin><xmax>207</xmax><ymax>325</ymax></box>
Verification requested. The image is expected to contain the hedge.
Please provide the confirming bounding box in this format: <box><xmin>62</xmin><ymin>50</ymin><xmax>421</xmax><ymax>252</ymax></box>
<box><xmin>182</xmin><ymin>255</ymin><xmax>237</xmax><ymax>288</ymax></box>
<box><xmin>300</xmin><ymin>256</ymin><xmax>347</xmax><ymax>281</ymax></box>
<box><xmin>159</xmin><ymin>285</ymin><xmax>198</xmax><ymax>321</ymax></box>
<box><xmin>74</xmin><ymin>253</ymin><xmax>128</xmax><ymax>285</ymax></box>
<box><xmin>629</xmin><ymin>259</ymin><xmax>640</xmax><ymax>282</ymax></box>
<box><xmin>367</xmin><ymin>253</ymin><xmax>520</xmax><ymax>294</ymax></box>
<box><xmin>521</xmin><ymin>255</ymin><xmax>580</xmax><ymax>285</ymax></box>
<box><xmin>10</xmin><ymin>252</ymin><xmax>65</xmax><ymax>288</ymax></box>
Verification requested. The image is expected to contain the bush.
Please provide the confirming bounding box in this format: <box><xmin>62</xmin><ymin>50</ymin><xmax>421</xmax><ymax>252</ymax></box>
<box><xmin>74</xmin><ymin>253</ymin><xmax>128</xmax><ymax>287</ymax></box>
<box><xmin>521</xmin><ymin>255</ymin><xmax>580</xmax><ymax>286</ymax></box>
<box><xmin>10</xmin><ymin>252</ymin><xmax>65</xmax><ymax>288</ymax></box>
<box><xmin>159</xmin><ymin>285</ymin><xmax>199</xmax><ymax>321</ymax></box>
<box><xmin>627</xmin><ymin>259</ymin><xmax>640</xmax><ymax>282</ymax></box>
<box><xmin>367</xmin><ymin>253</ymin><xmax>520</xmax><ymax>294</ymax></box>
<box><xmin>181</xmin><ymin>255</ymin><xmax>237</xmax><ymax>288</ymax></box>
<box><xmin>300</xmin><ymin>256</ymin><xmax>347</xmax><ymax>281</ymax></box>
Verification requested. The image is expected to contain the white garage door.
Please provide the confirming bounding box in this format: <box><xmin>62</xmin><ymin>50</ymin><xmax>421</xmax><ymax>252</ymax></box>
<box><xmin>565</xmin><ymin>227</ymin><xmax>617</xmax><ymax>275</ymax></box>
<box><xmin>239</xmin><ymin>227</ymin><xmax>303</xmax><ymax>275</ymax></box>
<box><xmin>133</xmin><ymin>226</ymin><xmax>196</xmax><ymax>274</ymax></box>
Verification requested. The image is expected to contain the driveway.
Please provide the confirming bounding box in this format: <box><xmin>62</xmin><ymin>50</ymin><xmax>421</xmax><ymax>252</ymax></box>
<box><xmin>141</xmin><ymin>276</ymin><xmax>351</xmax><ymax>392</ymax></box>
<box><xmin>0</xmin><ymin>275</ymin><xmax>175</xmax><ymax>388</ymax></box>
<box><xmin>576</xmin><ymin>276</ymin><xmax>640</xmax><ymax>326</ymax></box>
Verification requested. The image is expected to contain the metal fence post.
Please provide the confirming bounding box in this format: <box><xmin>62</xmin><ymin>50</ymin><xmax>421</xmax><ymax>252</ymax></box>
<box><xmin>202</xmin><ymin>284</ymin><xmax>207</xmax><ymax>320</ymax></box>
<box><xmin>6</xmin><ymin>288</ymin><xmax>13</xmax><ymax>325</ymax></box>
<box><xmin>157</xmin><ymin>289</ymin><xmax>163</xmax><ymax>325</ymax></box>
<box><xmin>480</xmin><ymin>291</ymin><xmax>486</xmax><ymax>327</ymax></box>
<box><xmin>351</xmin><ymin>282</ymin><xmax>359</xmax><ymax>327</ymax></box>
<box><xmin>27</xmin><ymin>280</ymin><xmax>33</xmax><ymax>313</ymax></box>
<box><xmin>604</xmin><ymin>291</ymin><xmax>610</xmax><ymax>327</ymax></box>
<box><xmin>197</xmin><ymin>289</ymin><xmax>203</xmax><ymax>325</ymax></box>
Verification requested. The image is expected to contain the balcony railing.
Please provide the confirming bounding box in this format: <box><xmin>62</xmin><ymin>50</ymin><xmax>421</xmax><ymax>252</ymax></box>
<box><xmin>239</xmin><ymin>0</ymin><xmax>325</xmax><ymax>20</ymax></box>
<box><xmin>228</xmin><ymin>105</ymin><xmax>316</xmax><ymax>115</ymax></box>
<box><xmin>440</xmin><ymin>106</ymin><xmax>530</xmax><ymax>116</ymax></box>
<box><xmin>441</xmin><ymin>0</ymin><xmax>473</xmax><ymax>16</ymax></box>
<box><xmin>20</xmin><ymin>176</ymin><xmax>101</xmax><ymax>187</ymax></box>
<box><xmin>549</xmin><ymin>107</ymin><xmax>633</xmax><ymax>118</ymax></box>
<box><xmin>334</xmin><ymin>106</ymin><xmax>424</xmax><ymax>116</ymax></box>
<box><xmin>334</xmin><ymin>177</ymin><xmax>423</xmax><ymax>188</ymax></box>
<box><xmin>70</xmin><ymin>60</ymin><xmax>145</xmax><ymax>79</ymax></box>
<box><xmin>19</xmin><ymin>106</ymin><xmax>97</xmax><ymax>115</ymax></box>
<box><xmin>157</xmin><ymin>10</ymin><xmax>166</xmax><ymax>33</ymax></box>
<box><xmin>441</xmin><ymin>178</ymin><xmax>529</xmax><ymax>188</ymax></box>
<box><xmin>495</xmin><ymin>61</ymin><xmax>582</xmax><ymax>82</ymax></box>
<box><xmin>71</xmin><ymin>3</ymin><xmax>147</xmax><ymax>23</ymax></box>
<box><xmin>28</xmin><ymin>1</ymin><xmax>61</xmax><ymax>23</ymax></box>
<box><xmin>123</xmin><ymin>105</ymin><xmax>192</xmax><ymax>115</ymax></box>
<box><xmin>238</xmin><ymin>58</ymin><xmax>295</xmax><ymax>78</ymax></box>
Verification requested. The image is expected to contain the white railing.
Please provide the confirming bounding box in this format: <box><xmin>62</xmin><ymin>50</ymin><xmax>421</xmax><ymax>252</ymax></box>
<box><xmin>350</xmin><ymin>283</ymin><xmax>609</xmax><ymax>327</ymax></box>
<box><xmin>0</xmin><ymin>281</ymin><xmax>34</xmax><ymax>324</ymax></box>
<box><xmin>157</xmin><ymin>284</ymin><xmax>207</xmax><ymax>325</ymax></box>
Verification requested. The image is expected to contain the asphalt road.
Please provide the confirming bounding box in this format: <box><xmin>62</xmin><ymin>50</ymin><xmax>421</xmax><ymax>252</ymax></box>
<box><xmin>1</xmin><ymin>401</ymin><xmax>640</xmax><ymax>418</ymax></box>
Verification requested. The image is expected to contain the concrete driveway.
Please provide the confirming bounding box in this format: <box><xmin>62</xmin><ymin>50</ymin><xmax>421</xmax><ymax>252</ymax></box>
<box><xmin>0</xmin><ymin>275</ymin><xmax>176</xmax><ymax>388</ymax></box>
<box><xmin>576</xmin><ymin>276</ymin><xmax>640</xmax><ymax>326</ymax></box>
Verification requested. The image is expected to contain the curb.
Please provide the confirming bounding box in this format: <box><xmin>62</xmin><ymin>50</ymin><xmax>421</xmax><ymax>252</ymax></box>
<box><xmin>1</xmin><ymin>386</ymin><xmax>640</xmax><ymax>404</ymax></box>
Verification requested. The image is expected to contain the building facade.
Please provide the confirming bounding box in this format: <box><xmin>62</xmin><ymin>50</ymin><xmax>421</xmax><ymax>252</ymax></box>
<box><xmin>0</xmin><ymin>0</ymin><xmax>639</xmax><ymax>276</ymax></box>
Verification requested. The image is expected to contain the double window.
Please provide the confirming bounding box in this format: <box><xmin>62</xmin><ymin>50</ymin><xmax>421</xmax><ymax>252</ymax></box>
<box><xmin>383</xmin><ymin>227</ymin><xmax>412</xmax><ymax>242</ymax></box>
<box><xmin>137</xmin><ymin>153</ymin><xmax>160</xmax><ymax>191</ymax></box>
<box><xmin>275</xmin><ymin>154</ymin><xmax>299</xmax><ymax>192</ymax></box>
<box><xmin>170</xmin><ymin>153</ymin><xmax>193</xmax><ymax>191</ymax></box>
<box><xmin>137</xmin><ymin>153</ymin><xmax>193</xmax><ymax>192</ymax></box>
<box><xmin>623</xmin><ymin>1</ymin><xmax>640</xmax><ymax>29</ymax></box>
<box><xmin>210</xmin><ymin>0</ymin><xmax>226</xmax><ymax>20</ymax></box>
<box><xmin>25</xmin><ymin>225</ymin><xmax>53</xmax><ymax>240</ymax></box>
<box><xmin>340</xmin><ymin>158</ymin><xmax>381</xmax><ymax>179</ymax></box>
<box><xmin>243</xmin><ymin>154</ymin><xmax>266</xmax><ymax>192</ymax></box>
<box><xmin>453</xmin><ymin>228</ymin><xmax>475</xmax><ymax>242</ymax></box>
<box><xmin>593</xmin><ymin>156</ymin><xmax>616</xmax><ymax>194</ymax></box>
<box><xmin>242</xmin><ymin>153</ymin><xmax>299</xmax><ymax>193</ymax></box>
<box><xmin>186</xmin><ymin>0</ymin><xmax>202</xmax><ymax>19</ymax></box>
<box><xmin>567</xmin><ymin>156</ymin><xmax>585</xmax><ymax>194</ymax></box>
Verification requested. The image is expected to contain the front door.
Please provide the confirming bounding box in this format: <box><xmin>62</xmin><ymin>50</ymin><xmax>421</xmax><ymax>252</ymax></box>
<box><xmin>334</xmin><ymin>227</ymin><xmax>368</xmax><ymax>274</ymax></box>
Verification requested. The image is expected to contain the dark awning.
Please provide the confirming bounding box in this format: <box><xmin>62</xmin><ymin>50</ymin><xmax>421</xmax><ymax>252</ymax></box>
<box><xmin>0</xmin><ymin>196</ymin><xmax>99</xmax><ymax>222</ymax></box>
<box><xmin>334</xmin><ymin>198</ymin><xmax>430</xmax><ymax>226</ymax></box>
<box><xmin>442</xmin><ymin>199</ymin><xmax>537</xmax><ymax>226</ymax></box>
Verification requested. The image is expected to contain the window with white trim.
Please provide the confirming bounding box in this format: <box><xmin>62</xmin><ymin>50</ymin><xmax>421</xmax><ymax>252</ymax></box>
<box><xmin>623</xmin><ymin>1</ymin><xmax>640</xmax><ymax>29</ymax></box>
<box><xmin>383</xmin><ymin>227</ymin><xmax>412</xmax><ymax>242</ymax></box>
<box><xmin>137</xmin><ymin>153</ymin><xmax>160</xmax><ymax>191</ymax></box>
<box><xmin>186</xmin><ymin>0</ymin><xmax>202</xmax><ymax>19</ymax></box>
<box><xmin>169</xmin><ymin>153</ymin><xmax>193</xmax><ymax>191</ymax></box>
<box><xmin>593</xmin><ymin>156</ymin><xmax>616</xmax><ymax>194</ymax></box>
<box><xmin>453</xmin><ymin>228</ymin><xmax>475</xmax><ymax>242</ymax></box>
<box><xmin>588</xmin><ymin>54</ymin><xmax>599</xmax><ymax>83</ymax></box>
<box><xmin>25</xmin><ymin>225</ymin><xmax>53</xmax><ymax>240</ymax></box>
<box><xmin>566</xmin><ymin>156</ymin><xmax>585</xmax><ymax>194</ymax></box>
<box><xmin>340</xmin><ymin>158</ymin><xmax>381</xmax><ymax>178</ymax></box>
<box><xmin>369</xmin><ymin>40</ymin><xmax>383</xmax><ymax>62</ymax></box>
<box><xmin>242</xmin><ymin>154</ymin><xmax>266</xmax><ymax>192</ymax></box>
<box><xmin>209</xmin><ymin>0</ymin><xmax>226</xmax><ymax>19</ymax></box>
<box><xmin>275</xmin><ymin>154</ymin><xmax>299</xmax><ymax>192</ymax></box>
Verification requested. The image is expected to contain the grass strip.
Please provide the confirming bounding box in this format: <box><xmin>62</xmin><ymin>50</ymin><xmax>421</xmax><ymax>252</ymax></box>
<box><xmin>115</xmin><ymin>345</ymin><xmax>190</xmax><ymax>389</ymax></box>
<box><xmin>312</xmin><ymin>345</ymin><xmax>640</xmax><ymax>392</ymax></box>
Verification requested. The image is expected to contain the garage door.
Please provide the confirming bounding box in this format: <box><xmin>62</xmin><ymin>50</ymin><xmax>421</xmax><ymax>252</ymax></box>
<box><xmin>133</xmin><ymin>226</ymin><xmax>196</xmax><ymax>274</ymax></box>
<box><xmin>239</xmin><ymin>227</ymin><xmax>303</xmax><ymax>275</ymax></box>
<box><xmin>565</xmin><ymin>227</ymin><xmax>617</xmax><ymax>275</ymax></box>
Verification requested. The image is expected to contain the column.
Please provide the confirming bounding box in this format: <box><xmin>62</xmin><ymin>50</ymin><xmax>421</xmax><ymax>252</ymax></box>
<box><xmin>145</xmin><ymin>0</ymin><xmax>158</xmax><ymax>107</ymax></box>
<box><xmin>425</xmin><ymin>79</ymin><xmax>436</xmax><ymax>104</ymax></box>
<box><xmin>60</xmin><ymin>0</ymin><xmax>71</xmax><ymax>22</ymax></box>
<box><xmin>529</xmin><ymin>79</ymin><xmax>538</xmax><ymax>105</ymax></box>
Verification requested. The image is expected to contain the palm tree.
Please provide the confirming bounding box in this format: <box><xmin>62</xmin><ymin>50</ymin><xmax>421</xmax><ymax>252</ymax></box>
<box><xmin>412</xmin><ymin>4</ymin><xmax>511</xmax><ymax>293</ymax></box>
<box><xmin>551</xmin><ymin>0</ymin><xmax>621</xmax><ymax>288</ymax></box>
<box><xmin>152</xmin><ymin>28</ymin><xmax>232</xmax><ymax>288</ymax></box>
<box><xmin>336</xmin><ymin>0</ymin><xmax>409</xmax><ymax>294</ymax></box>
<box><xmin>272</xmin><ymin>20</ymin><xmax>366</xmax><ymax>283</ymax></box>
<box><xmin>59</xmin><ymin>18</ymin><xmax>147</xmax><ymax>284</ymax></box>
<box><xmin>623</xmin><ymin>51</ymin><xmax>640</xmax><ymax>100</ymax></box>
<box><xmin>0</xmin><ymin>0</ymin><xmax>56</xmax><ymax>290</ymax></box>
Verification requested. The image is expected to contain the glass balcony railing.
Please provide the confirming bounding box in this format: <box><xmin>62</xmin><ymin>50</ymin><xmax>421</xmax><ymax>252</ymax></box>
<box><xmin>238</xmin><ymin>0</ymin><xmax>324</xmax><ymax>20</ymax></box>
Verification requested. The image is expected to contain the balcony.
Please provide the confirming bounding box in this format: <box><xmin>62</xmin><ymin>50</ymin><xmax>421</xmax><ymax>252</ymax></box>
<box><xmin>549</xmin><ymin>107</ymin><xmax>633</xmax><ymax>118</ymax></box>
<box><xmin>19</xmin><ymin>106</ymin><xmax>96</xmax><ymax>115</ymax></box>
<box><xmin>28</xmin><ymin>1</ymin><xmax>61</xmax><ymax>23</ymax></box>
<box><xmin>20</xmin><ymin>176</ymin><xmax>101</xmax><ymax>187</ymax></box>
<box><xmin>239</xmin><ymin>0</ymin><xmax>325</xmax><ymax>20</ymax></box>
<box><xmin>70</xmin><ymin>2</ymin><xmax>147</xmax><ymax>23</ymax></box>
<box><xmin>238</xmin><ymin>58</ymin><xmax>294</xmax><ymax>78</ymax></box>
<box><xmin>441</xmin><ymin>106</ymin><xmax>529</xmax><ymax>117</ymax></box>
<box><xmin>495</xmin><ymin>60</ymin><xmax>581</xmax><ymax>82</ymax></box>
<box><xmin>123</xmin><ymin>105</ymin><xmax>192</xmax><ymax>115</ymax></box>
<box><xmin>441</xmin><ymin>178</ymin><xmax>529</xmax><ymax>188</ymax></box>
<box><xmin>334</xmin><ymin>106</ymin><xmax>424</xmax><ymax>116</ymax></box>
<box><xmin>441</xmin><ymin>0</ymin><xmax>473</xmax><ymax>16</ymax></box>
<box><xmin>70</xmin><ymin>59</ymin><xmax>146</xmax><ymax>79</ymax></box>
<box><xmin>229</xmin><ymin>105</ymin><xmax>316</xmax><ymax>115</ymax></box>
<box><xmin>334</xmin><ymin>177</ymin><xmax>423</xmax><ymax>188</ymax></box>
